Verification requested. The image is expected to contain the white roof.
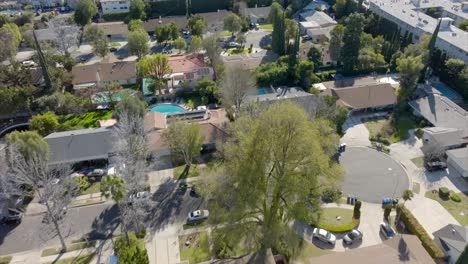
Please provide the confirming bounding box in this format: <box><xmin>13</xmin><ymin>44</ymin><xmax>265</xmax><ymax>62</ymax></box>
<box><xmin>300</xmin><ymin>21</ymin><xmax>320</xmax><ymax>29</ymax></box>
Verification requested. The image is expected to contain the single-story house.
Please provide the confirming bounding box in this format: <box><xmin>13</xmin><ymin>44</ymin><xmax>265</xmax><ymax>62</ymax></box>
<box><xmin>89</xmin><ymin>22</ymin><xmax>129</xmax><ymax>41</ymax></box>
<box><xmin>302</xmin><ymin>0</ymin><xmax>331</xmax><ymax>12</ymax></box>
<box><xmin>306</xmin><ymin>234</ymin><xmax>435</xmax><ymax>264</ymax></box>
<box><xmin>143</xmin><ymin>16</ymin><xmax>188</xmax><ymax>34</ymax></box>
<box><xmin>222</xmin><ymin>50</ymin><xmax>279</xmax><ymax>71</ymax></box>
<box><xmin>45</xmin><ymin>127</ymin><xmax>113</xmax><ymax>165</ymax></box>
<box><xmin>433</xmin><ymin>224</ymin><xmax>468</xmax><ymax>263</ymax></box>
<box><xmin>306</xmin><ymin>26</ymin><xmax>335</xmax><ymax>43</ymax></box>
<box><xmin>167</xmin><ymin>54</ymin><xmax>214</xmax><ymax>88</ymax></box>
<box><xmin>318</xmin><ymin>78</ymin><xmax>397</xmax><ymax>112</ymax></box>
<box><xmin>198</xmin><ymin>10</ymin><xmax>231</xmax><ymax>32</ymax></box>
<box><xmin>299</xmin><ymin>10</ymin><xmax>336</xmax><ymax>43</ymax></box>
<box><xmin>243</xmin><ymin>6</ymin><xmax>271</xmax><ymax>24</ymax></box>
<box><xmin>300</xmin><ymin>10</ymin><xmax>336</xmax><ymax>27</ymax></box>
<box><xmin>421</xmin><ymin>127</ymin><xmax>467</xmax><ymax>156</ymax></box>
<box><xmin>446</xmin><ymin>147</ymin><xmax>468</xmax><ymax>177</ymax></box>
<box><xmin>30</xmin><ymin>25</ymin><xmax>80</xmax><ymax>49</ymax></box>
<box><xmin>72</xmin><ymin>61</ymin><xmax>137</xmax><ymax>89</ymax></box>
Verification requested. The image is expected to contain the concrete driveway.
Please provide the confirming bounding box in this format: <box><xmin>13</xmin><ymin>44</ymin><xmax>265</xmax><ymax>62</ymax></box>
<box><xmin>340</xmin><ymin>114</ymin><xmax>370</xmax><ymax>147</ymax></box>
<box><xmin>245</xmin><ymin>29</ymin><xmax>272</xmax><ymax>49</ymax></box>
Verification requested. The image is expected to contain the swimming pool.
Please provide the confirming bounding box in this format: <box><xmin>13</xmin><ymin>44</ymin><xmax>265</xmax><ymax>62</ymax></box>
<box><xmin>432</xmin><ymin>82</ymin><xmax>461</xmax><ymax>101</ymax></box>
<box><xmin>257</xmin><ymin>88</ymin><xmax>267</xmax><ymax>95</ymax></box>
<box><xmin>150</xmin><ymin>104</ymin><xmax>186</xmax><ymax>114</ymax></box>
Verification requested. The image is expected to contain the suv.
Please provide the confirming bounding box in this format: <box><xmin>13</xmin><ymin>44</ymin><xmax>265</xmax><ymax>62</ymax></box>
<box><xmin>128</xmin><ymin>191</ymin><xmax>150</xmax><ymax>205</ymax></box>
<box><xmin>312</xmin><ymin>228</ymin><xmax>336</xmax><ymax>245</ymax></box>
<box><xmin>380</xmin><ymin>222</ymin><xmax>395</xmax><ymax>239</ymax></box>
<box><xmin>187</xmin><ymin>209</ymin><xmax>209</xmax><ymax>224</ymax></box>
<box><xmin>1</xmin><ymin>209</ymin><xmax>23</xmax><ymax>225</ymax></box>
<box><xmin>424</xmin><ymin>161</ymin><xmax>447</xmax><ymax>172</ymax></box>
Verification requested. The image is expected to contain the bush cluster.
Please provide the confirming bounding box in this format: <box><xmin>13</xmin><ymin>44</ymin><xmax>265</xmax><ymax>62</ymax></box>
<box><xmin>414</xmin><ymin>128</ymin><xmax>424</xmax><ymax>139</ymax></box>
<box><xmin>103</xmin><ymin>12</ymin><xmax>129</xmax><ymax>22</ymax></box>
<box><xmin>369</xmin><ymin>135</ymin><xmax>391</xmax><ymax>145</ymax></box>
<box><xmin>396</xmin><ymin>205</ymin><xmax>446</xmax><ymax>260</ymax></box>
<box><xmin>353</xmin><ymin>200</ymin><xmax>362</xmax><ymax>219</ymax></box>
<box><xmin>438</xmin><ymin>187</ymin><xmax>450</xmax><ymax>198</ymax></box>
<box><xmin>450</xmin><ymin>193</ymin><xmax>462</xmax><ymax>202</ymax></box>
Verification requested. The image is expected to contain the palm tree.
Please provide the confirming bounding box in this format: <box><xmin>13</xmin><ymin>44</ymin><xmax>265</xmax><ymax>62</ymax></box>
<box><xmin>101</xmin><ymin>175</ymin><xmax>130</xmax><ymax>243</ymax></box>
<box><xmin>402</xmin><ymin>189</ymin><xmax>414</xmax><ymax>205</ymax></box>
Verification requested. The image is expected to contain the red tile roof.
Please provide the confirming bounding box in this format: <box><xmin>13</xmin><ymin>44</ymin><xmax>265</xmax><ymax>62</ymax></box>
<box><xmin>168</xmin><ymin>54</ymin><xmax>206</xmax><ymax>74</ymax></box>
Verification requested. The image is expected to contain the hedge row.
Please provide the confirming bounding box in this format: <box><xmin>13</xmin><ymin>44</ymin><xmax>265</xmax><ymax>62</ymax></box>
<box><xmin>103</xmin><ymin>12</ymin><xmax>129</xmax><ymax>22</ymax></box>
<box><xmin>396</xmin><ymin>205</ymin><xmax>446</xmax><ymax>260</ymax></box>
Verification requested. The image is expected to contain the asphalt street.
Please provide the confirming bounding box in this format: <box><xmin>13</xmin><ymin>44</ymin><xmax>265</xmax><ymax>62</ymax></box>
<box><xmin>245</xmin><ymin>30</ymin><xmax>272</xmax><ymax>49</ymax></box>
<box><xmin>340</xmin><ymin>147</ymin><xmax>410</xmax><ymax>203</ymax></box>
<box><xmin>0</xmin><ymin>181</ymin><xmax>205</xmax><ymax>255</ymax></box>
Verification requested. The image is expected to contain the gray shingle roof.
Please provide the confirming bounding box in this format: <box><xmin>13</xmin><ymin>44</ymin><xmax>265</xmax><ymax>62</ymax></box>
<box><xmin>423</xmin><ymin>127</ymin><xmax>464</xmax><ymax>148</ymax></box>
<box><xmin>433</xmin><ymin>224</ymin><xmax>468</xmax><ymax>253</ymax></box>
<box><xmin>447</xmin><ymin>147</ymin><xmax>468</xmax><ymax>173</ymax></box>
<box><xmin>45</xmin><ymin>127</ymin><xmax>113</xmax><ymax>165</ymax></box>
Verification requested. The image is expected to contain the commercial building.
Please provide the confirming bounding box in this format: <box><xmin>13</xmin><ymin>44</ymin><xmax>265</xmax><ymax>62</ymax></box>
<box><xmin>369</xmin><ymin>0</ymin><xmax>468</xmax><ymax>62</ymax></box>
<box><xmin>100</xmin><ymin>0</ymin><xmax>130</xmax><ymax>15</ymax></box>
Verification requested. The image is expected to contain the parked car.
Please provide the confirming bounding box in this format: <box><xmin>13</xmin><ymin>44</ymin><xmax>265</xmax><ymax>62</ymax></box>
<box><xmin>0</xmin><ymin>209</ymin><xmax>23</xmax><ymax>225</ymax></box>
<box><xmin>109</xmin><ymin>47</ymin><xmax>117</xmax><ymax>52</ymax></box>
<box><xmin>22</xmin><ymin>60</ymin><xmax>36</xmax><ymax>67</ymax></box>
<box><xmin>424</xmin><ymin>161</ymin><xmax>447</xmax><ymax>172</ymax></box>
<box><xmin>380</xmin><ymin>222</ymin><xmax>395</xmax><ymax>239</ymax></box>
<box><xmin>312</xmin><ymin>228</ymin><xmax>336</xmax><ymax>245</ymax></box>
<box><xmin>86</xmin><ymin>169</ymin><xmax>106</xmax><ymax>177</ymax></box>
<box><xmin>225</xmin><ymin>42</ymin><xmax>239</xmax><ymax>48</ymax></box>
<box><xmin>187</xmin><ymin>209</ymin><xmax>209</xmax><ymax>224</ymax></box>
<box><xmin>343</xmin><ymin>229</ymin><xmax>363</xmax><ymax>245</ymax></box>
<box><xmin>128</xmin><ymin>191</ymin><xmax>150</xmax><ymax>204</ymax></box>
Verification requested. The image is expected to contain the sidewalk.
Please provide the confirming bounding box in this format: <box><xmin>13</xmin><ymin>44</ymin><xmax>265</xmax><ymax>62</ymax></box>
<box><xmin>25</xmin><ymin>193</ymin><xmax>108</xmax><ymax>216</ymax></box>
<box><xmin>40</xmin><ymin>247</ymin><xmax>95</xmax><ymax>263</ymax></box>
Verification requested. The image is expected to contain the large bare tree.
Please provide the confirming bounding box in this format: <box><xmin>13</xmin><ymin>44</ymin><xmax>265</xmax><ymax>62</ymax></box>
<box><xmin>220</xmin><ymin>65</ymin><xmax>254</xmax><ymax>114</ymax></box>
<box><xmin>48</xmin><ymin>18</ymin><xmax>80</xmax><ymax>55</ymax></box>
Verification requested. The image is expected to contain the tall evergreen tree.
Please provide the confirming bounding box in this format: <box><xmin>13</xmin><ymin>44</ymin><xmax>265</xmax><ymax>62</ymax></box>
<box><xmin>32</xmin><ymin>31</ymin><xmax>52</xmax><ymax>92</ymax></box>
<box><xmin>272</xmin><ymin>11</ymin><xmax>285</xmax><ymax>55</ymax></box>
<box><xmin>340</xmin><ymin>13</ymin><xmax>365</xmax><ymax>73</ymax></box>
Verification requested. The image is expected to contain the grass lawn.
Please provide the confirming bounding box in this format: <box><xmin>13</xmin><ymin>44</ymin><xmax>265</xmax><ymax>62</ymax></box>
<box><xmin>80</xmin><ymin>182</ymin><xmax>101</xmax><ymax>196</ymax></box>
<box><xmin>60</xmin><ymin>110</ymin><xmax>113</xmax><ymax>129</ymax></box>
<box><xmin>364</xmin><ymin>114</ymin><xmax>419</xmax><ymax>143</ymax></box>
<box><xmin>392</xmin><ymin>116</ymin><xmax>418</xmax><ymax>142</ymax></box>
<box><xmin>412</xmin><ymin>182</ymin><xmax>421</xmax><ymax>194</ymax></box>
<box><xmin>259</xmin><ymin>24</ymin><xmax>273</xmax><ymax>30</ymax></box>
<box><xmin>425</xmin><ymin>191</ymin><xmax>468</xmax><ymax>225</ymax></box>
<box><xmin>110</xmin><ymin>42</ymin><xmax>121</xmax><ymax>47</ymax></box>
<box><xmin>0</xmin><ymin>256</ymin><xmax>12</xmax><ymax>264</ymax></box>
<box><xmin>173</xmin><ymin>165</ymin><xmax>200</xmax><ymax>180</ymax></box>
<box><xmin>220</xmin><ymin>31</ymin><xmax>232</xmax><ymax>37</ymax></box>
<box><xmin>179</xmin><ymin>231</ymin><xmax>211</xmax><ymax>264</ymax></box>
<box><xmin>293</xmin><ymin>241</ymin><xmax>330</xmax><ymax>263</ymax></box>
<box><xmin>226</xmin><ymin>48</ymin><xmax>248</xmax><ymax>55</ymax></box>
<box><xmin>316</xmin><ymin>207</ymin><xmax>359</xmax><ymax>233</ymax></box>
<box><xmin>41</xmin><ymin>241</ymin><xmax>97</xmax><ymax>257</ymax></box>
<box><xmin>44</xmin><ymin>253</ymin><xmax>95</xmax><ymax>264</ymax></box>
<box><xmin>410</xmin><ymin>157</ymin><xmax>424</xmax><ymax>168</ymax></box>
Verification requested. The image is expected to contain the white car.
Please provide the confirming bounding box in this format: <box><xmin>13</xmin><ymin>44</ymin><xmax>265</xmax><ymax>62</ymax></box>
<box><xmin>343</xmin><ymin>229</ymin><xmax>363</xmax><ymax>245</ymax></box>
<box><xmin>128</xmin><ymin>191</ymin><xmax>150</xmax><ymax>204</ymax></box>
<box><xmin>312</xmin><ymin>228</ymin><xmax>336</xmax><ymax>245</ymax></box>
<box><xmin>22</xmin><ymin>60</ymin><xmax>36</xmax><ymax>67</ymax></box>
<box><xmin>187</xmin><ymin>209</ymin><xmax>209</xmax><ymax>223</ymax></box>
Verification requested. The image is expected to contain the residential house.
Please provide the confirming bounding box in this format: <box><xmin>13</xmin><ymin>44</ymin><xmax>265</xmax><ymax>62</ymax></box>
<box><xmin>88</xmin><ymin>22</ymin><xmax>129</xmax><ymax>41</ymax></box>
<box><xmin>302</xmin><ymin>0</ymin><xmax>331</xmax><ymax>12</ymax></box>
<box><xmin>222</xmin><ymin>50</ymin><xmax>279</xmax><ymax>71</ymax></box>
<box><xmin>31</xmin><ymin>25</ymin><xmax>80</xmax><ymax>50</ymax></box>
<box><xmin>166</xmin><ymin>54</ymin><xmax>214</xmax><ymax>88</ymax></box>
<box><xmin>44</xmin><ymin>127</ymin><xmax>113</xmax><ymax>165</ymax></box>
<box><xmin>242</xmin><ymin>5</ymin><xmax>271</xmax><ymax>24</ymax></box>
<box><xmin>101</xmin><ymin>0</ymin><xmax>130</xmax><ymax>14</ymax></box>
<box><xmin>305</xmin><ymin>234</ymin><xmax>435</xmax><ymax>264</ymax></box>
<box><xmin>421</xmin><ymin>127</ymin><xmax>467</xmax><ymax>156</ymax></box>
<box><xmin>446</xmin><ymin>147</ymin><xmax>468</xmax><ymax>178</ymax></box>
<box><xmin>369</xmin><ymin>0</ymin><xmax>468</xmax><ymax>62</ymax></box>
<box><xmin>317</xmin><ymin>77</ymin><xmax>397</xmax><ymax>113</ymax></box>
<box><xmin>72</xmin><ymin>61</ymin><xmax>137</xmax><ymax>89</ymax></box>
<box><xmin>299</xmin><ymin>10</ymin><xmax>336</xmax><ymax>43</ymax></box>
<box><xmin>433</xmin><ymin>224</ymin><xmax>468</xmax><ymax>263</ymax></box>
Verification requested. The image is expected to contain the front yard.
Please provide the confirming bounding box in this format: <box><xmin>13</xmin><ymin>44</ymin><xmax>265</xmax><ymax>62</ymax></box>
<box><xmin>425</xmin><ymin>191</ymin><xmax>468</xmax><ymax>225</ymax></box>
<box><xmin>60</xmin><ymin>110</ymin><xmax>113</xmax><ymax>129</ymax></box>
<box><xmin>364</xmin><ymin>114</ymin><xmax>420</xmax><ymax>143</ymax></box>
<box><xmin>179</xmin><ymin>232</ymin><xmax>211</xmax><ymax>264</ymax></box>
<box><xmin>316</xmin><ymin>207</ymin><xmax>359</xmax><ymax>232</ymax></box>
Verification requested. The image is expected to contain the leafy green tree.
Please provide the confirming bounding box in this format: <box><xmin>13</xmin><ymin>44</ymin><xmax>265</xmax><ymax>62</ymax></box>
<box><xmin>0</xmin><ymin>23</ymin><xmax>21</xmax><ymax>47</ymax></box>
<box><xmin>188</xmin><ymin>15</ymin><xmax>207</xmax><ymax>36</ymax></box>
<box><xmin>128</xmin><ymin>19</ymin><xmax>144</xmax><ymax>31</ymax></box>
<box><xmin>329</xmin><ymin>24</ymin><xmax>345</xmax><ymax>63</ymax></box>
<box><xmin>402</xmin><ymin>189</ymin><xmax>414</xmax><ymax>205</ymax></box>
<box><xmin>162</xmin><ymin>120</ymin><xmax>202</xmax><ymax>174</ymax></box>
<box><xmin>7</xmin><ymin>130</ymin><xmax>49</xmax><ymax>159</ymax></box>
<box><xmin>73</xmin><ymin>0</ymin><xmax>98</xmax><ymax>27</ymax></box>
<box><xmin>459</xmin><ymin>20</ymin><xmax>468</xmax><ymax>31</ymax></box>
<box><xmin>127</xmin><ymin>29</ymin><xmax>149</xmax><ymax>59</ymax></box>
<box><xmin>114</xmin><ymin>232</ymin><xmax>149</xmax><ymax>264</ymax></box>
<box><xmin>189</xmin><ymin>35</ymin><xmax>203</xmax><ymax>53</ymax></box>
<box><xmin>0</xmin><ymin>30</ymin><xmax>17</xmax><ymax>61</ymax></box>
<box><xmin>208</xmin><ymin>101</ymin><xmax>342</xmax><ymax>257</ymax></box>
<box><xmin>114</xmin><ymin>95</ymin><xmax>146</xmax><ymax>119</ymax></box>
<box><xmin>308</xmin><ymin>46</ymin><xmax>323</xmax><ymax>69</ymax></box>
<box><xmin>168</xmin><ymin>22</ymin><xmax>180</xmax><ymax>41</ymax></box>
<box><xmin>341</xmin><ymin>13</ymin><xmax>365</xmax><ymax>73</ymax></box>
<box><xmin>236</xmin><ymin>34</ymin><xmax>246</xmax><ymax>48</ymax></box>
<box><xmin>297</xmin><ymin>60</ymin><xmax>314</xmax><ymax>88</ymax></box>
<box><xmin>173</xmin><ymin>37</ymin><xmax>187</xmax><ymax>51</ymax></box>
<box><xmin>129</xmin><ymin>0</ymin><xmax>146</xmax><ymax>20</ymax></box>
<box><xmin>285</xmin><ymin>18</ymin><xmax>298</xmax><ymax>41</ymax></box>
<box><xmin>101</xmin><ymin>175</ymin><xmax>127</xmax><ymax>203</ymax></box>
<box><xmin>137</xmin><ymin>54</ymin><xmax>170</xmax><ymax>94</ymax></box>
<box><xmin>196</xmin><ymin>78</ymin><xmax>218</xmax><ymax>104</ymax></box>
<box><xmin>30</xmin><ymin>112</ymin><xmax>60</xmax><ymax>136</ymax></box>
<box><xmin>223</xmin><ymin>13</ymin><xmax>243</xmax><ymax>36</ymax></box>
<box><xmin>154</xmin><ymin>25</ymin><xmax>168</xmax><ymax>43</ymax></box>
<box><xmin>268</xmin><ymin>1</ymin><xmax>283</xmax><ymax>24</ymax></box>
<box><xmin>255</xmin><ymin>62</ymin><xmax>289</xmax><ymax>87</ymax></box>
<box><xmin>84</xmin><ymin>25</ymin><xmax>109</xmax><ymax>58</ymax></box>
<box><xmin>396</xmin><ymin>56</ymin><xmax>424</xmax><ymax>107</ymax></box>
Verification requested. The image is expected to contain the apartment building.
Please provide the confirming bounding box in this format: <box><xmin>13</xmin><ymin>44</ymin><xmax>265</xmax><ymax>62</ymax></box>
<box><xmin>369</xmin><ymin>0</ymin><xmax>468</xmax><ymax>62</ymax></box>
<box><xmin>101</xmin><ymin>0</ymin><xmax>130</xmax><ymax>14</ymax></box>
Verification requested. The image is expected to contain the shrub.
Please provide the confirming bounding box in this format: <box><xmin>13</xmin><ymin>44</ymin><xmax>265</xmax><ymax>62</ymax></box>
<box><xmin>450</xmin><ymin>193</ymin><xmax>462</xmax><ymax>202</ymax></box>
<box><xmin>321</xmin><ymin>187</ymin><xmax>342</xmax><ymax>203</ymax></box>
<box><xmin>353</xmin><ymin>200</ymin><xmax>362</xmax><ymax>219</ymax></box>
<box><xmin>308</xmin><ymin>87</ymin><xmax>320</xmax><ymax>95</ymax></box>
<box><xmin>396</xmin><ymin>205</ymin><xmax>445</xmax><ymax>260</ymax></box>
<box><xmin>384</xmin><ymin>204</ymin><xmax>392</xmax><ymax>219</ymax></box>
<box><xmin>103</xmin><ymin>12</ymin><xmax>129</xmax><ymax>22</ymax></box>
<box><xmin>114</xmin><ymin>232</ymin><xmax>149</xmax><ymax>264</ymax></box>
<box><xmin>382</xmin><ymin>146</ymin><xmax>390</xmax><ymax>153</ymax></box>
<box><xmin>264</xmin><ymin>44</ymin><xmax>272</xmax><ymax>50</ymax></box>
<box><xmin>439</xmin><ymin>187</ymin><xmax>450</xmax><ymax>198</ymax></box>
<box><xmin>135</xmin><ymin>229</ymin><xmax>147</xmax><ymax>239</ymax></box>
<box><xmin>414</xmin><ymin>128</ymin><xmax>424</xmax><ymax>139</ymax></box>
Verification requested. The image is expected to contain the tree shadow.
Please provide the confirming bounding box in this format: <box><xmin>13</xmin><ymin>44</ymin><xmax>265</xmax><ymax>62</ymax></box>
<box><xmin>259</xmin><ymin>34</ymin><xmax>272</xmax><ymax>48</ymax></box>
<box><xmin>85</xmin><ymin>204</ymin><xmax>120</xmax><ymax>240</ymax></box>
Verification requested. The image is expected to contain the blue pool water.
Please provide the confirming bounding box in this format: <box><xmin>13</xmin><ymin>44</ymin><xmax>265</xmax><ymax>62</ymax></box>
<box><xmin>150</xmin><ymin>104</ymin><xmax>186</xmax><ymax>114</ymax></box>
<box><xmin>432</xmin><ymin>83</ymin><xmax>461</xmax><ymax>101</ymax></box>
<box><xmin>257</xmin><ymin>88</ymin><xmax>267</xmax><ymax>95</ymax></box>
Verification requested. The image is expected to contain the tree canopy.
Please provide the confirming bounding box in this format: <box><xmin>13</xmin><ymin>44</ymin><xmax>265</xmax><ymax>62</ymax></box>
<box><xmin>129</xmin><ymin>0</ymin><xmax>146</xmax><ymax>20</ymax></box>
<box><xmin>188</xmin><ymin>15</ymin><xmax>207</xmax><ymax>36</ymax></box>
<box><xmin>127</xmin><ymin>29</ymin><xmax>149</xmax><ymax>59</ymax></box>
<box><xmin>7</xmin><ymin>130</ymin><xmax>49</xmax><ymax>160</ymax></box>
<box><xmin>223</xmin><ymin>13</ymin><xmax>243</xmax><ymax>35</ymax></box>
<box><xmin>74</xmin><ymin>0</ymin><xmax>98</xmax><ymax>27</ymax></box>
<box><xmin>396</xmin><ymin>55</ymin><xmax>424</xmax><ymax>107</ymax></box>
<box><xmin>29</xmin><ymin>112</ymin><xmax>60</xmax><ymax>137</ymax></box>
<box><xmin>114</xmin><ymin>95</ymin><xmax>146</xmax><ymax>120</ymax></box>
<box><xmin>341</xmin><ymin>13</ymin><xmax>366</xmax><ymax>73</ymax></box>
<box><xmin>83</xmin><ymin>25</ymin><xmax>108</xmax><ymax>58</ymax></box>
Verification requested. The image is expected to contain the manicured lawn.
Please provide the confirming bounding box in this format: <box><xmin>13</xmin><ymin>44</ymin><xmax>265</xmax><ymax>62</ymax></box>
<box><xmin>0</xmin><ymin>256</ymin><xmax>12</xmax><ymax>264</ymax></box>
<box><xmin>80</xmin><ymin>182</ymin><xmax>101</xmax><ymax>196</ymax></box>
<box><xmin>294</xmin><ymin>241</ymin><xmax>330</xmax><ymax>263</ymax></box>
<box><xmin>392</xmin><ymin>116</ymin><xmax>418</xmax><ymax>142</ymax></box>
<box><xmin>364</xmin><ymin>114</ymin><xmax>419</xmax><ymax>143</ymax></box>
<box><xmin>41</xmin><ymin>241</ymin><xmax>96</xmax><ymax>257</ymax></box>
<box><xmin>110</xmin><ymin>42</ymin><xmax>121</xmax><ymax>47</ymax></box>
<box><xmin>316</xmin><ymin>207</ymin><xmax>359</xmax><ymax>233</ymax></box>
<box><xmin>425</xmin><ymin>191</ymin><xmax>468</xmax><ymax>225</ymax></box>
<box><xmin>44</xmin><ymin>253</ymin><xmax>95</xmax><ymax>264</ymax></box>
<box><xmin>179</xmin><ymin>232</ymin><xmax>211</xmax><ymax>264</ymax></box>
<box><xmin>410</xmin><ymin>157</ymin><xmax>424</xmax><ymax>168</ymax></box>
<box><xmin>226</xmin><ymin>48</ymin><xmax>248</xmax><ymax>55</ymax></box>
<box><xmin>259</xmin><ymin>24</ymin><xmax>273</xmax><ymax>30</ymax></box>
<box><xmin>412</xmin><ymin>182</ymin><xmax>421</xmax><ymax>194</ymax></box>
<box><xmin>60</xmin><ymin>110</ymin><xmax>113</xmax><ymax>129</ymax></box>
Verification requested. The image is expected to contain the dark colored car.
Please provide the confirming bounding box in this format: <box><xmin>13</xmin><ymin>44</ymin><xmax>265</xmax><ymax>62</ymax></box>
<box><xmin>0</xmin><ymin>209</ymin><xmax>23</xmax><ymax>225</ymax></box>
<box><xmin>424</xmin><ymin>161</ymin><xmax>447</xmax><ymax>172</ymax></box>
<box><xmin>109</xmin><ymin>47</ymin><xmax>117</xmax><ymax>52</ymax></box>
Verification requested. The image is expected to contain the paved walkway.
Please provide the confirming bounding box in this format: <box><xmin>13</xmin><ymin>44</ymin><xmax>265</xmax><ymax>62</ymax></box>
<box><xmin>340</xmin><ymin>115</ymin><xmax>370</xmax><ymax>147</ymax></box>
